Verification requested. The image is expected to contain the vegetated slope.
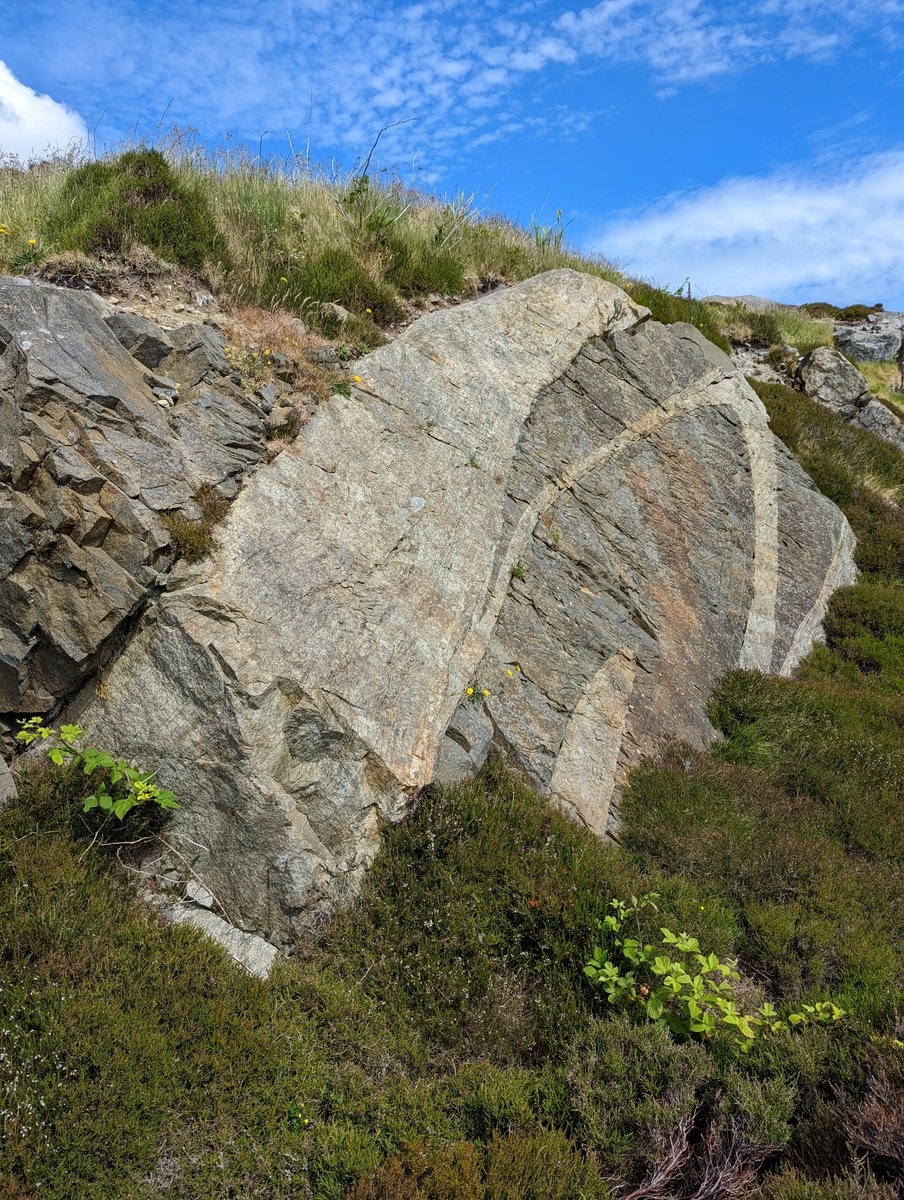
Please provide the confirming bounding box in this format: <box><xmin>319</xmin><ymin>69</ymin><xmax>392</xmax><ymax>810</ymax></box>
<box><xmin>0</xmin><ymin>145</ymin><xmax>732</xmax><ymax>353</ymax></box>
<box><xmin>1</xmin><ymin>381</ymin><xmax>902</xmax><ymax>1198</ymax></box>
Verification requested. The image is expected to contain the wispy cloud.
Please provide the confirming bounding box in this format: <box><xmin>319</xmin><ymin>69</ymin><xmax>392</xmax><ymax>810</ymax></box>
<box><xmin>592</xmin><ymin>150</ymin><xmax>904</xmax><ymax>306</ymax></box>
<box><xmin>4</xmin><ymin>1</ymin><xmax>904</xmax><ymax>174</ymax></box>
<box><xmin>0</xmin><ymin>61</ymin><xmax>88</xmax><ymax>161</ymax></box>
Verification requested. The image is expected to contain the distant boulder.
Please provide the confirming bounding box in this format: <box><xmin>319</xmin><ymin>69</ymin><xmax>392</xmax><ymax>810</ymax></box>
<box><xmin>799</xmin><ymin>346</ymin><xmax>870</xmax><ymax>418</ymax></box>
<box><xmin>835</xmin><ymin>319</ymin><xmax>902</xmax><ymax>363</ymax></box>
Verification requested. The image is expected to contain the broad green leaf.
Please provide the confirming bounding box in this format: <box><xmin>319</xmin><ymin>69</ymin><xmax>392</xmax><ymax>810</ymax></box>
<box><xmin>646</xmin><ymin>996</ymin><xmax>664</xmax><ymax>1020</ymax></box>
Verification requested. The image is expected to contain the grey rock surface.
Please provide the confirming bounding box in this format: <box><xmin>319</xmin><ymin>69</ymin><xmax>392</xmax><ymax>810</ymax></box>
<box><xmin>835</xmin><ymin>319</ymin><xmax>902</xmax><ymax>363</ymax></box>
<box><xmin>69</xmin><ymin>270</ymin><xmax>856</xmax><ymax>943</ymax></box>
<box><xmin>0</xmin><ymin>756</ymin><xmax>16</xmax><ymax>806</ymax></box>
<box><xmin>852</xmin><ymin>398</ymin><xmax>904</xmax><ymax>452</ymax></box>
<box><xmin>0</xmin><ymin>276</ymin><xmax>267</xmax><ymax>716</ymax></box>
<box><xmin>162</xmin><ymin>905</ymin><xmax>279</xmax><ymax>978</ymax></box>
<box><xmin>105</xmin><ymin>312</ymin><xmax>175</xmax><ymax>368</ymax></box>
<box><xmin>799</xmin><ymin>346</ymin><xmax>870</xmax><ymax>417</ymax></box>
<box><xmin>702</xmin><ymin>294</ymin><xmax>783</xmax><ymax>313</ymax></box>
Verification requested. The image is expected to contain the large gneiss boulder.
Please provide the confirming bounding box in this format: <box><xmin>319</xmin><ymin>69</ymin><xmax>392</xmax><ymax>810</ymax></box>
<box><xmin>68</xmin><ymin>270</ymin><xmax>856</xmax><ymax>943</ymax></box>
<box><xmin>0</xmin><ymin>277</ymin><xmax>267</xmax><ymax>716</ymax></box>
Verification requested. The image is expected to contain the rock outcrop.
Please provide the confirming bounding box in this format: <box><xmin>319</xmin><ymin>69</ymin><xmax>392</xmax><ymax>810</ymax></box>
<box><xmin>63</xmin><ymin>270</ymin><xmax>856</xmax><ymax>944</ymax></box>
<box><xmin>852</xmin><ymin>398</ymin><xmax>904</xmax><ymax>453</ymax></box>
<box><xmin>799</xmin><ymin>346</ymin><xmax>870</xmax><ymax>417</ymax></box>
<box><xmin>834</xmin><ymin>316</ymin><xmax>902</xmax><ymax>363</ymax></box>
<box><xmin>0</xmin><ymin>755</ymin><xmax>15</xmax><ymax>805</ymax></box>
<box><xmin>0</xmin><ymin>277</ymin><xmax>268</xmax><ymax>718</ymax></box>
<box><xmin>799</xmin><ymin>345</ymin><xmax>904</xmax><ymax>453</ymax></box>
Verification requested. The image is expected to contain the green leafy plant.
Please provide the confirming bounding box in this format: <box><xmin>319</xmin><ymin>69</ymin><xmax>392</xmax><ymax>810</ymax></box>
<box><xmin>510</xmin><ymin>562</ymin><xmax>526</xmax><ymax>581</ymax></box>
<box><xmin>584</xmin><ymin>893</ymin><xmax>844</xmax><ymax>1049</ymax></box>
<box><xmin>15</xmin><ymin>717</ymin><xmax>180</xmax><ymax>821</ymax></box>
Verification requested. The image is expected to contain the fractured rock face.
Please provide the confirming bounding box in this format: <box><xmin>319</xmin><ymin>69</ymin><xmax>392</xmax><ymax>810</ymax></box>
<box><xmin>0</xmin><ymin>276</ymin><xmax>267</xmax><ymax>716</ymax></box>
<box><xmin>852</xmin><ymin>398</ymin><xmax>904</xmax><ymax>453</ymax></box>
<box><xmin>835</xmin><ymin>319</ymin><xmax>902</xmax><ymax>364</ymax></box>
<box><xmin>68</xmin><ymin>271</ymin><xmax>856</xmax><ymax>944</ymax></box>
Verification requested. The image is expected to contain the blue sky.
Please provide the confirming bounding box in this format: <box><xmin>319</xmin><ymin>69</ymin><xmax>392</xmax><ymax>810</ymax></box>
<box><xmin>4</xmin><ymin>0</ymin><xmax>904</xmax><ymax>306</ymax></box>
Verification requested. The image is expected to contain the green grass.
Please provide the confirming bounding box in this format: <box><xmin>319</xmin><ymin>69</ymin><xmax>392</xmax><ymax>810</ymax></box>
<box><xmin>853</xmin><ymin>360</ymin><xmax>904</xmax><ymax>418</ymax></box>
<box><xmin>42</xmin><ymin>149</ymin><xmax>228</xmax><ymax>273</ymax></box>
<box><xmin>2</xmin><ymin>142</ymin><xmax>733</xmax><ymax>350</ymax></box>
<box><xmin>801</xmin><ymin>302</ymin><xmax>884</xmax><ymax>323</ymax></box>
<box><xmin>711</xmin><ymin>302</ymin><xmax>834</xmax><ymax>357</ymax></box>
<box><xmin>160</xmin><ymin>482</ymin><xmax>231</xmax><ymax>564</ymax></box>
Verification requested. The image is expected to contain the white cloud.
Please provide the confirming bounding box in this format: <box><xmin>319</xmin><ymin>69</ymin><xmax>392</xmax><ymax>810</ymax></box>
<box><xmin>0</xmin><ymin>61</ymin><xmax>88</xmax><ymax>161</ymax></box>
<box><xmin>592</xmin><ymin>151</ymin><xmax>904</xmax><ymax>306</ymax></box>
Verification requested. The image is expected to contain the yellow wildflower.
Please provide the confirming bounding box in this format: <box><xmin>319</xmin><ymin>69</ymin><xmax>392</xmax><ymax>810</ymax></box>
<box><xmin>365</xmin><ymin>307</ymin><xmax>372</xmax><ymax>314</ymax></box>
<box><xmin>482</xmin><ymin>688</ymin><xmax>490</xmax><ymax>697</ymax></box>
<box><xmin>466</xmin><ymin>687</ymin><xmax>474</xmax><ymax>696</ymax></box>
<box><xmin>279</xmin><ymin>276</ymin><xmax>288</xmax><ymax>283</ymax></box>
<box><xmin>506</xmin><ymin>669</ymin><xmax>513</xmax><ymax>677</ymax></box>
<box><xmin>514</xmin><ymin>665</ymin><xmax>520</xmax><ymax>672</ymax></box>
<box><xmin>263</xmin><ymin>348</ymin><xmax>271</xmax><ymax>356</ymax></box>
<box><xmin>27</xmin><ymin>238</ymin><xmax>37</xmax><ymax>246</ymax></box>
<box><xmin>0</xmin><ymin>227</ymin><xmax>8</xmax><ymax>236</ymax></box>
<box><xmin>353</xmin><ymin>374</ymin><xmax>361</xmax><ymax>383</ymax></box>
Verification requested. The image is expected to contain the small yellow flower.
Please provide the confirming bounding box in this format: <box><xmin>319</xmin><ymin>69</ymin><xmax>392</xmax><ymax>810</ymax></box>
<box><xmin>0</xmin><ymin>227</ymin><xmax>8</xmax><ymax>236</ymax></box>
<box><xmin>482</xmin><ymin>688</ymin><xmax>490</xmax><ymax>697</ymax></box>
<box><xmin>353</xmin><ymin>374</ymin><xmax>361</xmax><ymax>383</ymax></box>
<box><xmin>27</xmin><ymin>238</ymin><xmax>37</xmax><ymax>246</ymax></box>
<box><xmin>466</xmin><ymin>687</ymin><xmax>474</xmax><ymax>696</ymax></box>
<box><xmin>279</xmin><ymin>276</ymin><xmax>288</xmax><ymax>283</ymax></box>
<box><xmin>514</xmin><ymin>665</ymin><xmax>521</xmax><ymax>672</ymax></box>
<box><xmin>365</xmin><ymin>307</ymin><xmax>372</xmax><ymax>314</ymax></box>
<box><xmin>263</xmin><ymin>348</ymin><xmax>271</xmax><ymax>356</ymax></box>
<box><xmin>506</xmin><ymin>669</ymin><xmax>513</xmax><ymax>677</ymax></box>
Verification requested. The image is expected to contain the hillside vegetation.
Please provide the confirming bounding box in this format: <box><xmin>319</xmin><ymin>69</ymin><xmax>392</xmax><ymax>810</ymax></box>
<box><xmin>2</xmin><ymin>143</ymin><xmax>743</xmax><ymax>353</ymax></box>
<box><xmin>0</xmin><ymin>148</ymin><xmax>902</xmax><ymax>1200</ymax></box>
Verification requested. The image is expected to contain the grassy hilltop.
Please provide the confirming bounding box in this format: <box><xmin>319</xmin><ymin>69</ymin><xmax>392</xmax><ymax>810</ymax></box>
<box><xmin>0</xmin><ymin>144</ymin><xmax>837</xmax><ymax>356</ymax></box>
<box><xmin>0</xmin><ymin>146</ymin><xmax>902</xmax><ymax>1200</ymax></box>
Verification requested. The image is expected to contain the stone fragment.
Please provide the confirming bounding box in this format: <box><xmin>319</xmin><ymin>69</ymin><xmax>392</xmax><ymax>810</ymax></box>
<box><xmin>266</xmin><ymin>406</ymin><xmax>296</xmax><ymax>431</ymax></box>
<box><xmin>256</xmin><ymin>382</ymin><xmax>284</xmax><ymax>413</ymax></box>
<box><xmin>162</xmin><ymin>905</ymin><xmax>279</xmax><ymax>978</ymax></box>
<box><xmin>320</xmin><ymin>301</ymin><xmax>350</xmax><ymax>324</ymax></box>
<box><xmin>105</xmin><ymin>312</ymin><xmax>175</xmax><ymax>368</ymax></box>
<box><xmin>184</xmin><ymin>879</ymin><xmax>215</xmax><ymax>908</ymax></box>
